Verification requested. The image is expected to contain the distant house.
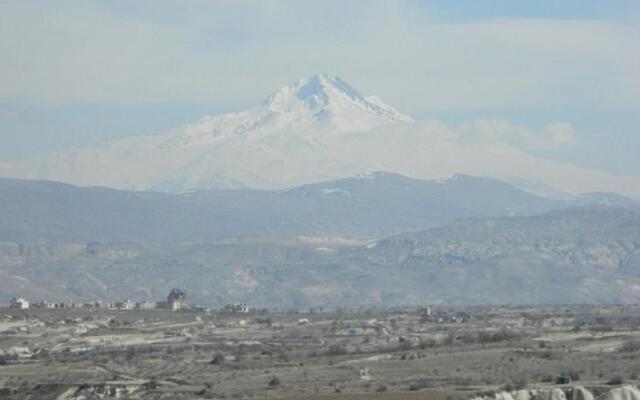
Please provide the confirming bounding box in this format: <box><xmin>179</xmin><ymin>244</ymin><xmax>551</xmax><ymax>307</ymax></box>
<box><xmin>223</xmin><ymin>303</ymin><xmax>250</xmax><ymax>314</ymax></box>
<box><xmin>54</xmin><ymin>301</ymin><xmax>81</xmax><ymax>309</ymax></box>
<box><xmin>10</xmin><ymin>297</ymin><xmax>29</xmax><ymax>309</ymax></box>
<box><xmin>33</xmin><ymin>301</ymin><xmax>55</xmax><ymax>309</ymax></box>
<box><xmin>115</xmin><ymin>300</ymin><xmax>134</xmax><ymax>310</ymax></box>
<box><xmin>167</xmin><ymin>289</ymin><xmax>188</xmax><ymax>311</ymax></box>
<box><xmin>84</xmin><ymin>301</ymin><xmax>108</xmax><ymax>309</ymax></box>
<box><xmin>235</xmin><ymin>303</ymin><xmax>249</xmax><ymax>313</ymax></box>
<box><xmin>135</xmin><ymin>301</ymin><xmax>155</xmax><ymax>310</ymax></box>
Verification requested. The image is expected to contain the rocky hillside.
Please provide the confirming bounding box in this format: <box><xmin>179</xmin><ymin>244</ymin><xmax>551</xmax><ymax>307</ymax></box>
<box><xmin>471</xmin><ymin>386</ymin><xmax>640</xmax><ymax>400</ymax></box>
<box><xmin>1</xmin><ymin>207</ymin><xmax>639</xmax><ymax>306</ymax></box>
<box><xmin>350</xmin><ymin>207</ymin><xmax>640</xmax><ymax>304</ymax></box>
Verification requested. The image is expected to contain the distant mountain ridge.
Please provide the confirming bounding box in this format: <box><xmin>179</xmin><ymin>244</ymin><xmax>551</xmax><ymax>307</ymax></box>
<box><xmin>0</xmin><ymin>172</ymin><xmax>580</xmax><ymax>243</ymax></box>
<box><xmin>1</xmin><ymin>171</ymin><xmax>637</xmax><ymax>244</ymax></box>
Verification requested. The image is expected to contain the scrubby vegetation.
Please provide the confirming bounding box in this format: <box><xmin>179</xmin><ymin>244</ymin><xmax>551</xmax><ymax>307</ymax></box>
<box><xmin>1</xmin><ymin>305</ymin><xmax>640</xmax><ymax>398</ymax></box>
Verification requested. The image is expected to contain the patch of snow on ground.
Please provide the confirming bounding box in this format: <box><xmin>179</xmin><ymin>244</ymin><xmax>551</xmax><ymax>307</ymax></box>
<box><xmin>322</xmin><ymin>188</ymin><xmax>351</xmax><ymax>197</ymax></box>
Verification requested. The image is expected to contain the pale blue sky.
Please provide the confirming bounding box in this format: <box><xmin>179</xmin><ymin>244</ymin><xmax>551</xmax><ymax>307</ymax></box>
<box><xmin>1</xmin><ymin>1</ymin><xmax>639</xmax><ymax>176</ymax></box>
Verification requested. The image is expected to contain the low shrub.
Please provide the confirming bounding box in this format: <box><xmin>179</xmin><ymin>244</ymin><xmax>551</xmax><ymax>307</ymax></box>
<box><xmin>619</xmin><ymin>339</ymin><xmax>640</xmax><ymax>353</ymax></box>
<box><xmin>268</xmin><ymin>376</ymin><xmax>280</xmax><ymax>387</ymax></box>
<box><xmin>376</xmin><ymin>385</ymin><xmax>388</xmax><ymax>392</ymax></box>
<box><xmin>607</xmin><ymin>376</ymin><xmax>624</xmax><ymax>385</ymax></box>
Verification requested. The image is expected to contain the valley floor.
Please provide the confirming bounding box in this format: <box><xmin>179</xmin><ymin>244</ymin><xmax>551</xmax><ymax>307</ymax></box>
<box><xmin>0</xmin><ymin>306</ymin><xmax>639</xmax><ymax>399</ymax></box>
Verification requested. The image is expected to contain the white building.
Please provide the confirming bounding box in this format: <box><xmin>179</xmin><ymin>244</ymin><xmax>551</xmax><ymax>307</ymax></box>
<box><xmin>10</xmin><ymin>297</ymin><xmax>29</xmax><ymax>309</ymax></box>
<box><xmin>135</xmin><ymin>300</ymin><xmax>155</xmax><ymax>310</ymax></box>
<box><xmin>223</xmin><ymin>303</ymin><xmax>250</xmax><ymax>314</ymax></box>
<box><xmin>33</xmin><ymin>301</ymin><xmax>55</xmax><ymax>309</ymax></box>
<box><xmin>115</xmin><ymin>300</ymin><xmax>135</xmax><ymax>310</ymax></box>
<box><xmin>235</xmin><ymin>303</ymin><xmax>249</xmax><ymax>313</ymax></box>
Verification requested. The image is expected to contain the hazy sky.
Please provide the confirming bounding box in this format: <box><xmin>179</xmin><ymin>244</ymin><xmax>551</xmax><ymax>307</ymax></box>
<box><xmin>1</xmin><ymin>1</ymin><xmax>639</xmax><ymax>176</ymax></box>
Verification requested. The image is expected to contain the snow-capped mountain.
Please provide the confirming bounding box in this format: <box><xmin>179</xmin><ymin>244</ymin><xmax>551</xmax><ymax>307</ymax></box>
<box><xmin>158</xmin><ymin>74</ymin><xmax>413</xmax><ymax>150</ymax></box>
<box><xmin>1</xmin><ymin>74</ymin><xmax>640</xmax><ymax>198</ymax></box>
<box><xmin>0</xmin><ymin>75</ymin><xmax>415</xmax><ymax>191</ymax></box>
<box><xmin>262</xmin><ymin>74</ymin><xmax>413</xmax><ymax>132</ymax></box>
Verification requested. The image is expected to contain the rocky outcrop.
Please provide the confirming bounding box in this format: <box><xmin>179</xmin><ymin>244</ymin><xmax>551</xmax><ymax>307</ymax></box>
<box><xmin>606</xmin><ymin>386</ymin><xmax>640</xmax><ymax>400</ymax></box>
<box><xmin>572</xmin><ymin>386</ymin><xmax>594</xmax><ymax>400</ymax></box>
<box><xmin>473</xmin><ymin>386</ymin><xmax>639</xmax><ymax>400</ymax></box>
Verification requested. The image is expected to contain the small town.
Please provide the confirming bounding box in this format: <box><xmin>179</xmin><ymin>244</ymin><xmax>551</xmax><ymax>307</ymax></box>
<box><xmin>4</xmin><ymin>289</ymin><xmax>250</xmax><ymax>314</ymax></box>
<box><xmin>2</xmin><ymin>301</ymin><xmax>640</xmax><ymax>399</ymax></box>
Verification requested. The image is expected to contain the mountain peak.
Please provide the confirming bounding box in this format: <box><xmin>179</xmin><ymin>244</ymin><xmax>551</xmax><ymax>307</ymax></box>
<box><xmin>262</xmin><ymin>74</ymin><xmax>413</xmax><ymax>131</ymax></box>
<box><xmin>264</xmin><ymin>74</ymin><xmax>363</xmax><ymax>109</ymax></box>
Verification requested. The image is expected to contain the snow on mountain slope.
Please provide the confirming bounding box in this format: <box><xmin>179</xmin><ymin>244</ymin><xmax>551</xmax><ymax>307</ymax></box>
<box><xmin>158</xmin><ymin>74</ymin><xmax>414</xmax><ymax>150</ymax></box>
<box><xmin>1</xmin><ymin>74</ymin><xmax>640</xmax><ymax>198</ymax></box>
<box><xmin>0</xmin><ymin>75</ymin><xmax>413</xmax><ymax>191</ymax></box>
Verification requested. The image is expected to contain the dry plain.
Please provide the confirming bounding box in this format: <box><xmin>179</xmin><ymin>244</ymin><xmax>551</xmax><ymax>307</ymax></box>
<box><xmin>1</xmin><ymin>306</ymin><xmax>639</xmax><ymax>399</ymax></box>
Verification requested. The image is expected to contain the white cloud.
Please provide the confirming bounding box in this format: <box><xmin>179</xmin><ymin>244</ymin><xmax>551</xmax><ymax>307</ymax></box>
<box><xmin>458</xmin><ymin>119</ymin><xmax>575</xmax><ymax>150</ymax></box>
<box><xmin>541</xmin><ymin>122</ymin><xmax>575</xmax><ymax>148</ymax></box>
<box><xmin>0</xmin><ymin>1</ymin><xmax>638</xmax><ymax>114</ymax></box>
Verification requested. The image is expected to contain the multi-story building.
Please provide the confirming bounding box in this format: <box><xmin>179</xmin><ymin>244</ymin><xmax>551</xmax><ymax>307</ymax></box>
<box><xmin>10</xmin><ymin>297</ymin><xmax>29</xmax><ymax>309</ymax></box>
